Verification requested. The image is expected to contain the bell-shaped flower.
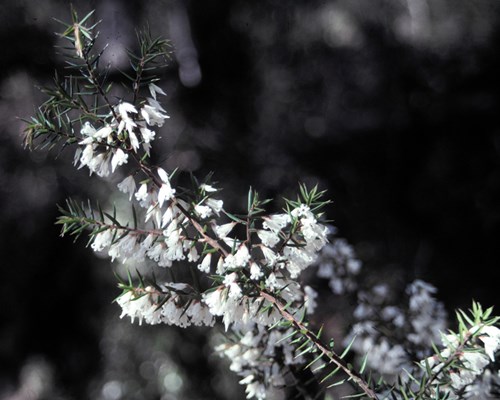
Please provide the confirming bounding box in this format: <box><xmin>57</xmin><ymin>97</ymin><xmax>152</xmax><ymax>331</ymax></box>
<box><xmin>257</xmin><ymin>229</ymin><xmax>280</xmax><ymax>248</ymax></box>
<box><xmin>111</xmin><ymin>148</ymin><xmax>128</xmax><ymax>172</ymax></box>
<box><xmin>262</xmin><ymin>213</ymin><xmax>290</xmax><ymax>232</ymax></box>
<box><xmin>117</xmin><ymin>176</ymin><xmax>136</xmax><ymax>200</ymax></box>
<box><xmin>206</xmin><ymin>198</ymin><xmax>223</xmax><ymax>215</ymax></box>
<box><xmin>195</xmin><ymin>204</ymin><xmax>212</xmax><ymax>219</ymax></box>
<box><xmin>139</xmin><ymin>126</ymin><xmax>155</xmax><ymax>143</ymax></box>
<box><xmin>224</xmin><ymin>272</ymin><xmax>242</xmax><ymax>299</ymax></box>
<box><xmin>157</xmin><ymin>167</ymin><xmax>176</xmax><ymax>207</ymax></box>
<box><xmin>249</xmin><ymin>262</ymin><xmax>263</xmax><ymax>280</ymax></box>
<box><xmin>148</xmin><ymin>82</ymin><xmax>166</xmax><ymax>100</ymax></box>
<box><xmin>480</xmin><ymin>325</ymin><xmax>500</xmax><ymax>361</ymax></box>
<box><xmin>135</xmin><ymin>183</ymin><xmax>149</xmax><ymax>202</ymax></box>
<box><xmin>198</xmin><ymin>253</ymin><xmax>212</xmax><ymax>273</ymax></box>
<box><xmin>95</xmin><ymin>125</ymin><xmax>113</xmax><ymax>141</ymax></box>
<box><xmin>214</xmin><ymin>222</ymin><xmax>236</xmax><ymax>239</ymax></box>
<box><xmin>234</xmin><ymin>244</ymin><xmax>251</xmax><ymax>267</ymax></box>
<box><xmin>129</xmin><ymin>130</ymin><xmax>140</xmax><ymax>151</ymax></box>
<box><xmin>141</xmin><ymin>102</ymin><xmax>169</xmax><ymax>127</ymax></box>
<box><xmin>200</xmin><ymin>183</ymin><xmax>217</xmax><ymax>193</ymax></box>
<box><xmin>80</xmin><ymin>121</ymin><xmax>96</xmax><ymax>137</ymax></box>
<box><xmin>117</xmin><ymin>102</ymin><xmax>138</xmax><ymax>120</ymax></box>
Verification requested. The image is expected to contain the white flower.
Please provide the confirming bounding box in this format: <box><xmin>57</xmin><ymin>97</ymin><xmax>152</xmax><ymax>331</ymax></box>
<box><xmin>117</xmin><ymin>176</ymin><xmax>136</xmax><ymax>200</ymax></box>
<box><xmin>200</xmin><ymin>183</ymin><xmax>217</xmax><ymax>192</ymax></box>
<box><xmin>111</xmin><ymin>148</ymin><xmax>128</xmax><ymax>172</ymax></box>
<box><xmin>186</xmin><ymin>301</ymin><xmax>215</xmax><ymax>326</ymax></box>
<box><xmin>461</xmin><ymin>351</ymin><xmax>489</xmax><ymax>373</ymax></box>
<box><xmin>216</xmin><ymin>256</ymin><xmax>225</xmax><ymax>274</ymax></box>
<box><xmin>128</xmin><ymin>130</ymin><xmax>140</xmax><ymax>151</ymax></box>
<box><xmin>139</xmin><ymin>126</ymin><xmax>155</xmax><ymax>143</ymax></box>
<box><xmin>300</xmin><ymin>218</ymin><xmax>329</xmax><ymax>249</ymax></box>
<box><xmin>206</xmin><ymin>198</ymin><xmax>223</xmax><ymax>215</ymax></box>
<box><xmin>347</xmin><ymin>259</ymin><xmax>362</xmax><ymax>274</ymax></box>
<box><xmin>158</xmin><ymin>181</ymin><xmax>175</xmax><ymax>207</ymax></box>
<box><xmin>117</xmin><ymin>102</ymin><xmax>138</xmax><ymax>139</ymax></box>
<box><xmin>157</xmin><ymin>168</ymin><xmax>176</xmax><ymax>206</ymax></box>
<box><xmin>224</xmin><ymin>272</ymin><xmax>242</xmax><ymax>299</ymax></box>
<box><xmin>78</xmin><ymin>136</ymin><xmax>94</xmax><ymax>145</ymax></box>
<box><xmin>291</xmin><ymin>204</ymin><xmax>314</xmax><ymax>219</ymax></box>
<box><xmin>214</xmin><ymin>222</ymin><xmax>236</xmax><ymax>239</ymax></box>
<box><xmin>141</xmin><ymin>234</ymin><xmax>155</xmax><ymax>250</ymax></box>
<box><xmin>249</xmin><ymin>262</ymin><xmax>263</xmax><ymax>280</ymax></box>
<box><xmin>145</xmin><ymin>203</ymin><xmax>161</xmax><ymax>226</ymax></box>
<box><xmin>80</xmin><ymin>121</ymin><xmax>96</xmax><ymax>136</ymax></box>
<box><xmin>244</xmin><ymin>380</ymin><xmax>266</xmax><ymax>400</ymax></box>
<box><xmin>117</xmin><ymin>102</ymin><xmax>138</xmax><ymax>119</ymax></box>
<box><xmin>235</xmin><ymin>244</ymin><xmax>251</xmax><ymax>267</ymax></box>
<box><xmin>304</xmin><ymin>285</ymin><xmax>318</xmax><ymax>315</ymax></box>
<box><xmin>257</xmin><ymin>230</ymin><xmax>280</xmax><ymax>248</ymax></box>
<box><xmin>148</xmin><ymin>82</ymin><xmax>166</xmax><ymax>100</ymax></box>
<box><xmin>141</xmin><ymin>103</ymin><xmax>169</xmax><ymax>127</ymax></box>
<box><xmin>203</xmin><ymin>287</ymin><xmax>226</xmax><ymax>316</ymax></box>
<box><xmin>195</xmin><ymin>204</ymin><xmax>213</xmax><ymax>219</ymax></box>
<box><xmin>482</xmin><ymin>325</ymin><xmax>500</xmax><ymax>340</ymax></box>
<box><xmin>147</xmin><ymin>97</ymin><xmax>167</xmax><ymax>112</ymax></box>
<box><xmin>480</xmin><ymin>325</ymin><xmax>500</xmax><ymax>361</ymax></box>
<box><xmin>73</xmin><ymin>147</ymin><xmax>82</xmax><ymax>166</ymax></box>
<box><xmin>157</xmin><ymin>167</ymin><xmax>169</xmax><ymax>183</ymax></box>
<box><xmin>161</xmin><ymin>206</ymin><xmax>175</xmax><ymax>228</ymax></box>
<box><xmin>160</xmin><ymin>296</ymin><xmax>190</xmax><ymax>327</ymax></box>
<box><xmin>223</xmin><ymin>254</ymin><xmax>237</xmax><ymax>271</ymax></box>
<box><xmin>187</xmin><ymin>246</ymin><xmax>199</xmax><ymax>263</ymax></box>
<box><xmin>262</xmin><ymin>213</ymin><xmax>290</xmax><ymax>232</ymax></box>
<box><xmin>261</xmin><ymin>246</ymin><xmax>277</xmax><ymax>266</ymax></box>
<box><xmin>91</xmin><ymin>229</ymin><xmax>113</xmax><ymax>252</ymax></box>
<box><xmin>223</xmin><ymin>237</ymin><xmax>242</xmax><ymax>249</ymax></box>
<box><xmin>95</xmin><ymin>125</ymin><xmax>113</xmax><ymax>141</ymax></box>
<box><xmin>116</xmin><ymin>288</ymin><xmax>155</xmax><ymax>325</ymax></box>
<box><xmin>88</xmin><ymin>152</ymin><xmax>111</xmax><ymax>177</ymax></box>
<box><xmin>198</xmin><ymin>253</ymin><xmax>212</xmax><ymax>273</ymax></box>
<box><xmin>135</xmin><ymin>183</ymin><xmax>149</xmax><ymax>202</ymax></box>
<box><xmin>79</xmin><ymin>144</ymin><xmax>94</xmax><ymax>167</ymax></box>
<box><xmin>265</xmin><ymin>272</ymin><xmax>278</xmax><ymax>290</ymax></box>
<box><xmin>239</xmin><ymin>374</ymin><xmax>255</xmax><ymax>385</ymax></box>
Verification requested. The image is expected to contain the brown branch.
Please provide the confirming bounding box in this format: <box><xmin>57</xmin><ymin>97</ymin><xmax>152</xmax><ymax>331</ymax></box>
<box><xmin>260</xmin><ymin>291</ymin><xmax>378</xmax><ymax>399</ymax></box>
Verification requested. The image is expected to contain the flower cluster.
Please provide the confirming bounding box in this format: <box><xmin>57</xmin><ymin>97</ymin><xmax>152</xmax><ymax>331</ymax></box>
<box><xmin>26</xmin><ymin>11</ymin><xmax>500</xmax><ymax>400</ymax></box>
<box><xmin>75</xmin><ymin>84</ymin><xmax>168</xmax><ymax>177</ymax></box>
<box><xmin>216</xmin><ymin>325</ymin><xmax>306</xmax><ymax>400</ymax></box>
<box><xmin>81</xmin><ymin>157</ymin><xmax>328</xmax><ymax>335</ymax></box>
<box><xmin>314</xmin><ymin>236</ymin><xmax>362</xmax><ymax>295</ymax></box>
<box><xmin>421</xmin><ymin>323</ymin><xmax>500</xmax><ymax>399</ymax></box>
<box><xmin>116</xmin><ymin>284</ymin><xmax>214</xmax><ymax>328</ymax></box>
<box><xmin>200</xmin><ymin>203</ymin><xmax>328</xmax><ymax>330</ymax></box>
<box><xmin>347</xmin><ymin>279</ymin><xmax>447</xmax><ymax>377</ymax></box>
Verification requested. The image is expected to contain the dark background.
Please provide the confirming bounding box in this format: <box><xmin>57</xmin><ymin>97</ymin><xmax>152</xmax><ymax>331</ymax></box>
<box><xmin>1</xmin><ymin>0</ymin><xmax>500</xmax><ymax>399</ymax></box>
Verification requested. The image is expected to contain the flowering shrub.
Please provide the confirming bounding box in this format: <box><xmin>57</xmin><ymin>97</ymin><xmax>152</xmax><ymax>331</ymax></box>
<box><xmin>25</xmin><ymin>10</ymin><xmax>500</xmax><ymax>399</ymax></box>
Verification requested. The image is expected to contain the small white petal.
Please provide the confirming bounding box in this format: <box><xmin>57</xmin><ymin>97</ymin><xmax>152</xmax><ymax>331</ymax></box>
<box><xmin>158</xmin><ymin>182</ymin><xmax>176</xmax><ymax>207</ymax></box>
<box><xmin>157</xmin><ymin>167</ymin><xmax>170</xmax><ymax>184</ymax></box>
<box><xmin>198</xmin><ymin>253</ymin><xmax>212</xmax><ymax>273</ymax></box>
<box><xmin>118</xmin><ymin>102</ymin><xmax>138</xmax><ymax>117</ymax></box>
<box><xmin>214</xmin><ymin>222</ymin><xmax>235</xmax><ymax>239</ymax></box>
<box><xmin>95</xmin><ymin>126</ymin><xmax>113</xmax><ymax>139</ymax></box>
<box><xmin>200</xmin><ymin>183</ymin><xmax>217</xmax><ymax>192</ymax></box>
<box><xmin>149</xmin><ymin>83</ymin><xmax>166</xmax><ymax>99</ymax></box>
<box><xmin>117</xmin><ymin>176</ymin><xmax>136</xmax><ymax>200</ymax></box>
<box><xmin>111</xmin><ymin>148</ymin><xmax>128</xmax><ymax>172</ymax></box>
<box><xmin>129</xmin><ymin>130</ymin><xmax>139</xmax><ymax>151</ymax></box>
<box><xmin>80</xmin><ymin>121</ymin><xmax>96</xmax><ymax>136</ymax></box>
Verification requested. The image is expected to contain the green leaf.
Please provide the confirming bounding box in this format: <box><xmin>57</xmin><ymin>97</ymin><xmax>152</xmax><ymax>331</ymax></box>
<box><xmin>340</xmin><ymin>335</ymin><xmax>356</xmax><ymax>359</ymax></box>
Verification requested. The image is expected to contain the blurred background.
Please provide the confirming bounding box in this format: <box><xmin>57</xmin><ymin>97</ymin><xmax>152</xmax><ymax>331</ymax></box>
<box><xmin>1</xmin><ymin>0</ymin><xmax>500</xmax><ymax>398</ymax></box>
